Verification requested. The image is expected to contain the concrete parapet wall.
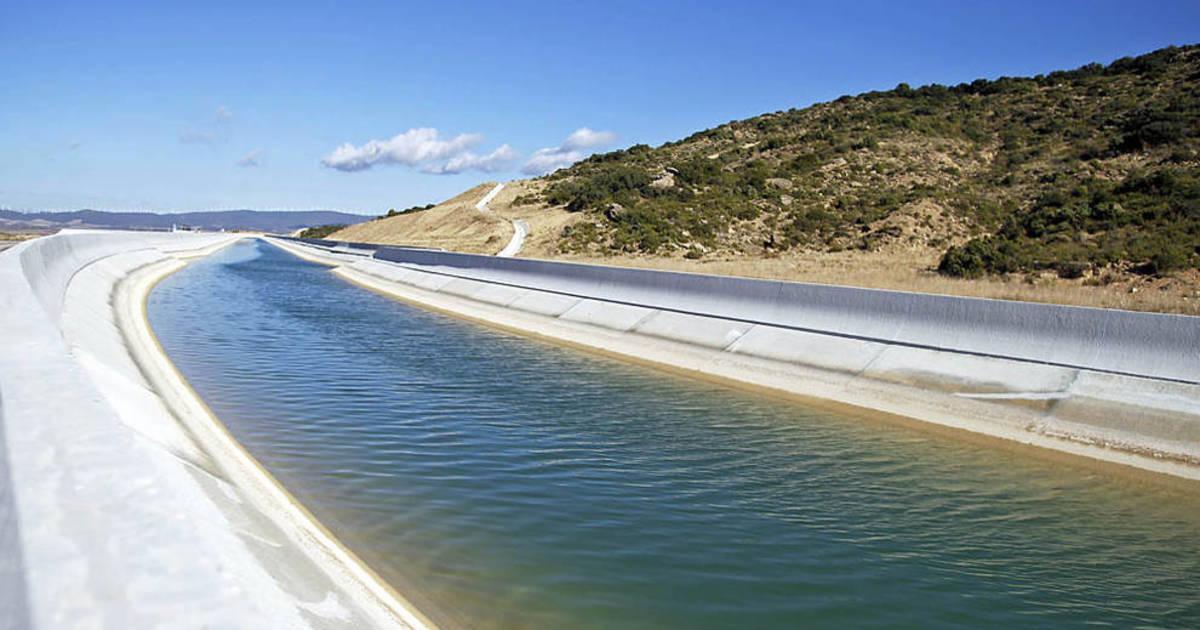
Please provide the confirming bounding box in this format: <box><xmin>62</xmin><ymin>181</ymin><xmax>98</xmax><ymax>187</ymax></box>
<box><xmin>272</xmin><ymin>236</ymin><xmax>1200</xmax><ymax>480</ymax></box>
<box><xmin>367</xmin><ymin>246</ymin><xmax>1199</xmax><ymax>385</ymax></box>
<box><xmin>18</xmin><ymin>230</ymin><xmax>229</xmax><ymax>323</ymax></box>
<box><xmin>0</xmin><ymin>231</ymin><xmax>423</xmax><ymax>629</ymax></box>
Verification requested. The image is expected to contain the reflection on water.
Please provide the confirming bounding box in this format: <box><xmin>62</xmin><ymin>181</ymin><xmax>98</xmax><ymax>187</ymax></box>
<box><xmin>149</xmin><ymin>240</ymin><xmax>1200</xmax><ymax>628</ymax></box>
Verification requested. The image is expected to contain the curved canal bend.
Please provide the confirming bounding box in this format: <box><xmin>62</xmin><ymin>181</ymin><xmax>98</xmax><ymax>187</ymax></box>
<box><xmin>149</xmin><ymin>239</ymin><xmax>1200</xmax><ymax>628</ymax></box>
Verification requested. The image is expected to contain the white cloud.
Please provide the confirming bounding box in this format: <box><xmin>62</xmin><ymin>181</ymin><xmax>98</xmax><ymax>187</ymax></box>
<box><xmin>522</xmin><ymin>147</ymin><xmax>585</xmax><ymax>175</ymax></box>
<box><xmin>322</xmin><ymin>127</ymin><xmax>522</xmax><ymax>175</ymax></box>
<box><xmin>562</xmin><ymin>127</ymin><xmax>617</xmax><ymax>151</ymax></box>
<box><xmin>321</xmin><ymin>128</ymin><xmax>488</xmax><ymax>172</ymax></box>
<box><xmin>422</xmin><ymin>144</ymin><xmax>518</xmax><ymax>175</ymax></box>
<box><xmin>522</xmin><ymin>127</ymin><xmax>617</xmax><ymax>175</ymax></box>
<box><xmin>237</xmin><ymin>148</ymin><xmax>262</xmax><ymax>167</ymax></box>
<box><xmin>216</xmin><ymin>105</ymin><xmax>233</xmax><ymax>121</ymax></box>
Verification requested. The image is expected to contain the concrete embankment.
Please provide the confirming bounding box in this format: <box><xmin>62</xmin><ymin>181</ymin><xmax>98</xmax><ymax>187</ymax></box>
<box><xmin>0</xmin><ymin>231</ymin><xmax>428</xmax><ymax>629</ymax></box>
<box><xmin>270</xmin><ymin>236</ymin><xmax>1200</xmax><ymax>482</ymax></box>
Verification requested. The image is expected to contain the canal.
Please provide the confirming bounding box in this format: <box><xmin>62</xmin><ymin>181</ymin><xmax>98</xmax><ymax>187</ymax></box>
<box><xmin>148</xmin><ymin>239</ymin><xmax>1200</xmax><ymax>628</ymax></box>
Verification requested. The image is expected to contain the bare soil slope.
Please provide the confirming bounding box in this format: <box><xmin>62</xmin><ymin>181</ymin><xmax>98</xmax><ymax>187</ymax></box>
<box><xmin>331</xmin><ymin>183</ymin><xmax>511</xmax><ymax>254</ymax></box>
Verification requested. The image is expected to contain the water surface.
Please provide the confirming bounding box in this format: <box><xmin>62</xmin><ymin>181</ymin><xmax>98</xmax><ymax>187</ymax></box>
<box><xmin>149</xmin><ymin>240</ymin><xmax>1200</xmax><ymax>628</ymax></box>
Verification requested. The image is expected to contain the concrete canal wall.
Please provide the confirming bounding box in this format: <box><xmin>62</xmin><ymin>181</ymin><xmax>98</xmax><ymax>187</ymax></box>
<box><xmin>0</xmin><ymin>231</ymin><xmax>427</xmax><ymax>629</ymax></box>
<box><xmin>13</xmin><ymin>228</ymin><xmax>1191</xmax><ymax>627</ymax></box>
<box><xmin>270</xmin><ymin>236</ymin><xmax>1200</xmax><ymax>482</ymax></box>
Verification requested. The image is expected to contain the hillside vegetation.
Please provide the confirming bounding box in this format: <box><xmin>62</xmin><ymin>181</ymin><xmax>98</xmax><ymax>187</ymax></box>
<box><xmin>329</xmin><ymin>45</ymin><xmax>1200</xmax><ymax>313</ymax></box>
<box><xmin>297</xmin><ymin>224</ymin><xmax>346</xmax><ymax>239</ymax></box>
<box><xmin>537</xmin><ymin>45</ymin><xmax>1199</xmax><ymax>279</ymax></box>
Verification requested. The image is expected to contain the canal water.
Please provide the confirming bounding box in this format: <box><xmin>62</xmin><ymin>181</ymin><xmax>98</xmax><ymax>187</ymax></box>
<box><xmin>149</xmin><ymin>239</ymin><xmax>1200</xmax><ymax>628</ymax></box>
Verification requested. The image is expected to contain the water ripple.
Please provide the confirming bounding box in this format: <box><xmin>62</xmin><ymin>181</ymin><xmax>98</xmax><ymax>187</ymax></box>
<box><xmin>149</xmin><ymin>240</ymin><xmax>1200</xmax><ymax>629</ymax></box>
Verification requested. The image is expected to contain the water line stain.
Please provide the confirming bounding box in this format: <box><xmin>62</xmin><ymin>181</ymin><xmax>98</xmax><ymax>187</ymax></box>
<box><xmin>149</xmin><ymin>240</ymin><xmax>1200</xmax><ymax>629</ymax></box>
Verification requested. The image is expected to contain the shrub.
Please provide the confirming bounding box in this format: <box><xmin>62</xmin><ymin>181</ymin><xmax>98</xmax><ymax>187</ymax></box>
<box><xmin>789</xmin><ymin>153</ymin><xmax>822</xmax><ymax>174</ymax></box>
<box><xmin>1055</xmin><ymin>261</ymin><xmax>1089</xmax><ymax>279</ymax></box>
<box><xmin>1115</xmin><ymin>109</ymin><xmax>1191</xmax><ymax>153</ymax></box>
<box><xmin>1150</xmin><ymin>246</ymin><xmax>1191</xmax><ymax>274</ymax></box>
<box><xmin>383</xmin><ymin>203</ymin><xmax>435</xmax><ymax>218</ymax></box>
<box><xmin>674</xmin><ymin>156</ymin><xmax>723</xmax><ymax>185</ymax></box>
<box><xmin>298</xmin><ymin>224</ymin><xmax>346</xmax><ymax>239</ymax></box>
<box><xmin>545</xmin><ymin>165</ymin><xmax>653</xmax><ymax>212</ymax></box>
<box><xmin>939</xmin><ymin>239</ymin><xmax>997</xmax><ymax>278</ymax></box>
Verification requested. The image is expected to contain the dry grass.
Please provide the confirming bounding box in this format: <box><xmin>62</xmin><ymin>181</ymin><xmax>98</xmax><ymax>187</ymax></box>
<box><xmin>0</xmin><ymin>230</ymin><xmax>48</xmax><ymax>253</ymax></box>
<box><xmin>0</xmin><ymin>230</ymin><xmax>47</xmax><ymax>241</ymax></box>
<box><xmin>327</xmin><ymin>180</ymin><xmax>1199</xmax><ymax>316</ymax></box>
<box><xmin>557</xmin><ymin>248</ymin><xmax>1200</xmax><ymax>315</ymax></box>
<box><xmin>482</xmin><ymin>179</ymin><xmax>587</xmax><ymax>258</ymax></box>
<box><xmin>330</xmin><ymin>179</ymin><xmax>588</xmax><ymax>257</ymax></box>
<box><xmin>330</xmin><ymin>183</ymin><xmax>511</xmax><ymax>254</ymax></box>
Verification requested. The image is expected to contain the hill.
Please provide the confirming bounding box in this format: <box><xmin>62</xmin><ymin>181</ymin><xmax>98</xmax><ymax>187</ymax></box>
<box><xmin>0</xmin><ymin>208</ymin><xmax>372</xmax><ymax>233</ymax></box>
<box><xmin>332</xmin><ymin>45</ymin><xmax>1200</xmax><ymax>314</ymax></box>
<box><xmin>542</xmin><ymin>45</ymin><xmax>1198</xmax><ymax>272</ymax></box>
<box><xmin>331</xmin><ymin>183</ymin><xmax>512</xmax><ymax>254</ymax></box>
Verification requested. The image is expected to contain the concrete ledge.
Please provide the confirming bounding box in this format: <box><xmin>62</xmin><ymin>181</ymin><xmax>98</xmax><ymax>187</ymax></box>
<box><xmin>356</xmin><ymin>241</ymin><xmax>1198</xmax><ymax>384</ymax></box>
<box><xmin>269</xmin><ymin>236</ymin><xmax>1200</xmax><ymax>481</ymax></box>
<box><xmin>0</xmin><ymin>231</ymin><xmax>428</xmax><ymax>629</ymax></box>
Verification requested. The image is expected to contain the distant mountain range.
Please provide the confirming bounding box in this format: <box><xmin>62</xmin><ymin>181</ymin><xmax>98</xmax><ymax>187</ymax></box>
<box><xmin>0</xmin><ymin>209</ymin><xmax>372</xmax><ymax>234</ymax></box>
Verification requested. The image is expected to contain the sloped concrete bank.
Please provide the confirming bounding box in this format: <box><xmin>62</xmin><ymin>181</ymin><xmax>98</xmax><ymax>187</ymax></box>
<box><xmin>269</xmin><ymin>236</ymin><xmax>1200</xmax><ymax>482</ymax></box>
<box><xmin>0</xmin><ymin>231</ymin><xmax>429</xmax><ymax>629</ymax></box>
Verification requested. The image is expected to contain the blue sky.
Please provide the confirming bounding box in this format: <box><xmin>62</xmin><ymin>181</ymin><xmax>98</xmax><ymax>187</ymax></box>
<box><xmin>2</xmin><ymin>1</ymin><xmax>1199</xmax><ymax>215</ymax></box>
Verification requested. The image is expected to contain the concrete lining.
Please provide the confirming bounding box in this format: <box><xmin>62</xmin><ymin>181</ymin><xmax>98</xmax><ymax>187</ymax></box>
<box><xmin>351</xmin><ymin>244</ymin><xmax>1199</xmax><ymax>385</ymax></box>
<box><xmin>0</xmin><ymin>388</ymin><xmax>31</xmax><ymax>630</ymax></box>
<box><xmin>474</xmin><ymin>182</ymin><xmax>504</xmax><ymax>212</ymax></box>
<box><xmin>0</xmin><ymin>231</ymin><xmax>428</xmax><ymax>628</ymax></box>
<box><xmin>270</xmin><ymin>236</ymin><xmax>1200</xmax><ymax>481</ymax></box>
<box><xmin>496</xmin><ymin>219</ymin><xmax>528</xmax><ymax>258</ymax></box>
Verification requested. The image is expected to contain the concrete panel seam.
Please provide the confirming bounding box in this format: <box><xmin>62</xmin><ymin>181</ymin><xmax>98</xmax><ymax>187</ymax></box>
<box><xmin>347</xmin><ymin>257</ymin><xmax>1200</xmax><ymax>386</ymax></box>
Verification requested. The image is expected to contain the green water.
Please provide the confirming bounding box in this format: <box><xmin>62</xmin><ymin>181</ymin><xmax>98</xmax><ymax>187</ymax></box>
<box><xmin>148</xmin><ymin>239</ymin><xmax>1200</xmax><ymax>628</ymax></box>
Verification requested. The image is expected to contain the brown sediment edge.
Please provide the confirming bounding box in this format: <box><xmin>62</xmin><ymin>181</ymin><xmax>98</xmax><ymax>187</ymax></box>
<box><xmin>267</xmin><ymin>237</ymin><xmax>1200</xmax><ymax>493</ymax></box>
<box><xmin>117</xmin><ymin>240</ymin><xmax>438</xmax><ymax>630</ymax></box>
